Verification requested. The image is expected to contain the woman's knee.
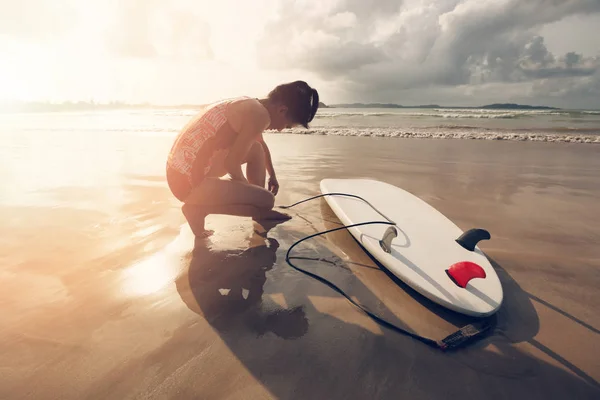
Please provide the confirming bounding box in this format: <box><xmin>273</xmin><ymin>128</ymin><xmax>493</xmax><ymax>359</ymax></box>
<box><xmin>257</xmin><ymin>189</ymin><xmax>275</xmax><ymax>209</ymax></box>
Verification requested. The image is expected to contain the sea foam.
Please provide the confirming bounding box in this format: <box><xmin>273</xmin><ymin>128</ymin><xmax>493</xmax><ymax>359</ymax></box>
<box><xmin>282</xmin><ymin>127</ymin><xmax>600</xmax><ymax>144</ymax></box>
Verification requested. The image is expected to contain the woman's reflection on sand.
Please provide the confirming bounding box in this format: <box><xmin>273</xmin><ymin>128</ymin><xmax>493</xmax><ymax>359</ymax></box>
<box><xmin>177</xmin><ymin>223</ymin><xmax>308</xmax><ymax>339</ymax></box>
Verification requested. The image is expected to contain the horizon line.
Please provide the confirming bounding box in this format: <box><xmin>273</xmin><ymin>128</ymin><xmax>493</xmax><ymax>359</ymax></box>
<box><xmin>1</xmin><ymin>100</ymin><xmax>598</xmax><ymax>111</ymax></box>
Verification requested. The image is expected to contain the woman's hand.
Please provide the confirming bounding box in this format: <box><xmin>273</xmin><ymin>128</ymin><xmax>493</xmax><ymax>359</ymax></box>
<box><xmin>268</xmin><ymin>175</ymin><xmax>280</xmax><ymax>195</ymax></box>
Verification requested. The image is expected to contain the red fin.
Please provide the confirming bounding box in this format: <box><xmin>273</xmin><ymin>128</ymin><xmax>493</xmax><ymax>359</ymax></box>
<box><xmin>446</xmin><ymin>262</ymin><xmax>486</xmax><ymax>288</ymax></box>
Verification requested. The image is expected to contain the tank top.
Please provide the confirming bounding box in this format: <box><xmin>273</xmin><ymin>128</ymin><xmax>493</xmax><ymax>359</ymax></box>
<box><xmin>166</xmin><ymin>96</ymin><xmax>248</xmax><ymax>183</ymax></box>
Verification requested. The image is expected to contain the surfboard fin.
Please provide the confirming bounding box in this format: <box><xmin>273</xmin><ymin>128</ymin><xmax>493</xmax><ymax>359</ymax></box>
<box><xmin>446</xmin><ymin>261</ymin><xmax>487</xmax><ymax>288</ymax></box>
<box><xmin>379</xmin><ymin>226</ymin><xmax>398</xmax><ymax>253</ymax></box>
<box><xmin>456</xmin><ymin>228</ymin><xmax>491</xmax><ymax>251</ymax></box>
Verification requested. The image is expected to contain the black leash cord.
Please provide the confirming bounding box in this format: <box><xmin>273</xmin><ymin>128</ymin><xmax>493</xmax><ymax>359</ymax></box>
<box><xmin>279</xmin><ymin>192</ymin><xmax>396</xmax><ymax>224</ymax></box>
<box><xmin>280</xmin><ymin>193</ymin><xmax>493</xmax><ymax>351</ymax></box>
<box><xmin>284</xmin><ymin>220</ymin><xmax>443</xmax><ymax>349</ymax></box>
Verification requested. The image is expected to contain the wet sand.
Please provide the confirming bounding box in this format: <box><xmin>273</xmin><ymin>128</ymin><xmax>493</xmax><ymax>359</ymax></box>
<box><xmin>1</xmin><ymin>132</ymin><xmax>599</xmax><ymax>399</ymax></box>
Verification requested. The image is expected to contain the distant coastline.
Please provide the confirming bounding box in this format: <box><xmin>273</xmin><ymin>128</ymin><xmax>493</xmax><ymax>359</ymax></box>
<box><xmin>326</xmin><ymin>102</ymin><xmax>561</xmax><ymax>110</ymax></box>
<box><xmin>0</xmin><ymin>100</ymin><xmax>578</xmax><ymax>113</ymax></box>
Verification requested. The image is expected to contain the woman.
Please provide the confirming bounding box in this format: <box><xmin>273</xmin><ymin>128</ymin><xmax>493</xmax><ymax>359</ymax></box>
<box><xmin>166</xmin><ymin>80</ymin><xmax>320</xmax><ymax>237</ymax></box>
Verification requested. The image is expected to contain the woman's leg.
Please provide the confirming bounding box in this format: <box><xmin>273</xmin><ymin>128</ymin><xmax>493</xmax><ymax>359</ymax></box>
<box><xmin>205</xmin><ymin>141</ymin><xmax>266</xmax><ymax>186</ymax></box>
<box><xmin>181</xmin><ymin>142</ymin><xmax>288</xmax><ymax>236</ymax></box>
<box><xmin>182</xmin><ymin>179</ymin><xmax>289</xmax><ymax>236</ymax></box>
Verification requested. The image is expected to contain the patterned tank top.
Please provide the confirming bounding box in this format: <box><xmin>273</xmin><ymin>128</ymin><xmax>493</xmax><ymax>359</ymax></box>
<box><xmin>166</xmin><ymin>97</ymin><xmax>247</xmax><ymax>182</ymax></box>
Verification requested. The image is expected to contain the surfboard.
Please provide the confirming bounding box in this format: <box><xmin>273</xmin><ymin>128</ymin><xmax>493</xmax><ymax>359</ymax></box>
<box><xmin>320</xmin><ymin>178</ymin><xmax>503</xmax><ymax>317</ymax></box>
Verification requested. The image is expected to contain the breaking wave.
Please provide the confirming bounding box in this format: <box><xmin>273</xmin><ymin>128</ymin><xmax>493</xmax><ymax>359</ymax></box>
<box><xmin>282</xmin><ymin>127</ymin><xmax>600</xmax><ymax>144</ymax></box>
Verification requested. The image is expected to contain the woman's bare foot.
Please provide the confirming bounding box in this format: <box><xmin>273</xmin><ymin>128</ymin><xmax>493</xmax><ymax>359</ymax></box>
<box><xmin>182</xmin><ymin>204</ymin><xmax>214</xmax><ymax>238</ymax></box>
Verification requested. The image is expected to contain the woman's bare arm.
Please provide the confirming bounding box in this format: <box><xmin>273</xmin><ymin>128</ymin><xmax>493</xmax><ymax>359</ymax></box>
<box><xmin>258</xmin><ymin>136</ymin><xmax>275</xmax><ymax>178</ymax></box>
<box><xmin>258</xmin><ymin>137</ymin><xmax>280</xmax><ymax>195</ymax></box>
<box><xmin>224</xmin><ymin>101</ymin><xmax>270</xmax><ymax>183</ymax></box>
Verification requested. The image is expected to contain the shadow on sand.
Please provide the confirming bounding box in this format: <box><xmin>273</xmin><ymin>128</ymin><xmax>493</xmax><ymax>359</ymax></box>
<box><xmin>175</xmin><ymin>200</ymin><xmax>599</xmax><ymax>399</ymax></box>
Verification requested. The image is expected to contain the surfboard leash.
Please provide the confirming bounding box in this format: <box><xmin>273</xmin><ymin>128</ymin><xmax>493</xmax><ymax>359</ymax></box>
<box><xmin>279</xmin><ymin>193</ymin><xmax>396</xmax><ymax>224</ymax></box>
<box><xmin>279</xmin><ymin>193</ymin><xmax>494</xmax><ymax>351</ymax></box>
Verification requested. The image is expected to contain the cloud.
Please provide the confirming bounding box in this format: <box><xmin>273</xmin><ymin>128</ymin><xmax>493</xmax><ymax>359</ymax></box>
<box><xmin>0</xmin><ymin>0</ymin><xmax>77</xmax><ymax>39</ymax></box>
<box><xmin>257</xmin><ymin>0</ymin><xmax>405</xmax><ymax>76</ymax></box>
<box><xmin>0</xmin><ymin>0</ymin><xmax>214</xmax><ymax>60</ymax></box>
<box><xmin>531</xmin><ymin>68</ymin><xmax>600</xmax><ymax>102</ymax></box>
<box><xmin>1</xmin><ymin>0</ymin><xmax>599</xmax><ymax>107</ymax></box>
<box><xmin>257</xmin><ymin>0</ymin><xmax>600</xmax><ymax>104</ymax></box>
<box><xmin>467</xmin><ymin>36</ymin><xmax>600</xmax><ymax>83</ymax></box>
<box><xmin>519</xmin><ymin>51</ymin><xmax>599</xmax><ymax>80</ymax></box>
<box><xmin>106</xmin><ymin>0</ymin><xmax>213</xmax><ymax>60</ymax></box>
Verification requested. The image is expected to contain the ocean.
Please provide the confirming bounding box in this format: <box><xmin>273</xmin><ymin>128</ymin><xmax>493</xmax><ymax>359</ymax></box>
<box><xmin>1</xmin><ymin>106</ymin><xmax>599</xmax><ymax>144</ymax></box>
<box><xmin>306</xmin><ymin>107</ymin><xmax>600</xmax><ymax>143</ymax></box>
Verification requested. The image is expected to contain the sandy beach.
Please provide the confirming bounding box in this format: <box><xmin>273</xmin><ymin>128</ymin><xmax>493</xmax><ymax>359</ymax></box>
<box><xmin>1</xmin><ymin>132</ymin><xmax>599</xmax><ymax>399</ymax></box>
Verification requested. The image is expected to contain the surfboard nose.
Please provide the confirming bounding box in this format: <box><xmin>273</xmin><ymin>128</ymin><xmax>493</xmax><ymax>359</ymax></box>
<box><xmin>445</xmin><ymin>261</ymin><xmax>487</xmax><ymax>288</ymax></box>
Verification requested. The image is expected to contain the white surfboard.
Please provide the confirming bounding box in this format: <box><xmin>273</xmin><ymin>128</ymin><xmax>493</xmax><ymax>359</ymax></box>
<box><xmin>320</xmin><ymin>178</ymin><xmax>503</xmax><ymax>317</ymax></box>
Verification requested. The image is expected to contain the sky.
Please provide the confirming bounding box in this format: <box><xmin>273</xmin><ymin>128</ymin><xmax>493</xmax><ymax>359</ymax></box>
<box><xmin>1</xmin><ymin>0</ymin><xmax>599</xmax><ymax>108</ymax></box>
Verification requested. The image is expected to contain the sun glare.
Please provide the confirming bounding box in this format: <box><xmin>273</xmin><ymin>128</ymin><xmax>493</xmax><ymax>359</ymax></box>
<box><xmin>0</xmin><ymin>0</ymin><xmax>315</xmax><ymax>106</ymax></box>
<box><xmin>121</xmin><ymin>228</ymin><xmax>191</xmax><ymax>297</ymax></box>
<box><xmin>0</xmin><ymin>55</ymin><xmax>38</xmax><ymax>102</ymax></box>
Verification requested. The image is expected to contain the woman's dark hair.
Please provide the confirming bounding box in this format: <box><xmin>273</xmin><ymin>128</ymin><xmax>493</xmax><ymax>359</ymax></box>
<box><xmin>267</xmin><ymin>80</ymin><xmax>319</xmax><ymax>128</ymax></box>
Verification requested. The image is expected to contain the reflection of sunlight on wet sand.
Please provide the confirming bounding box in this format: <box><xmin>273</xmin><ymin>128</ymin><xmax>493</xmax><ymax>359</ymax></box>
<box><xmin>121</xmin><ymin>225</ymin><xmax>193</xmax><ymax>296</ymax></box>
<box><xmin>205</xmin><ymin>216</ymin><xmax>260</xmax><ymax>250</ymax></box>
<box><xmin>0</xmin><ymin>126</ymin><xmax>175</xmax><ymax>208</ymax></box>
<box><xmin>268</xmin><ymin>293</ymin><xmax>288</xmax><ymax>309</ymax></box>
<box><xmin>120</xmin><ymin>215</ymin><xmax>266</xmax><ymax>297</ymax></box>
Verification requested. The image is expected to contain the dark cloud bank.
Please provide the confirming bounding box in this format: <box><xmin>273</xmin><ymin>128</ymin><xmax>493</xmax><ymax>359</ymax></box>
<box><xmin>258</xmin><ymin>0</ymin><xmax>600</xmax><ymax>108</ymax></box>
